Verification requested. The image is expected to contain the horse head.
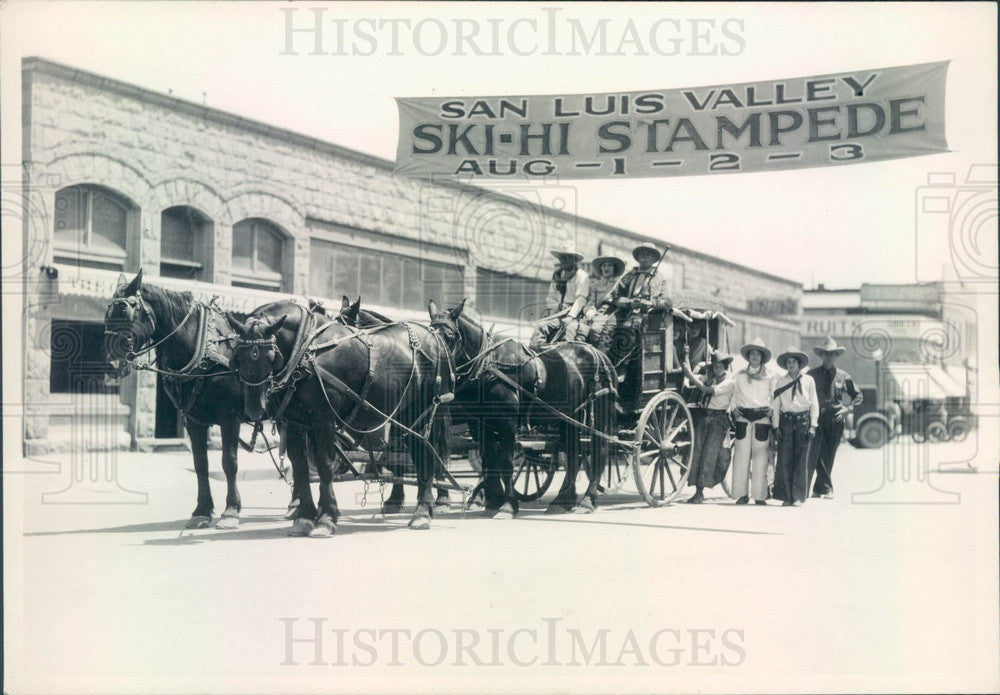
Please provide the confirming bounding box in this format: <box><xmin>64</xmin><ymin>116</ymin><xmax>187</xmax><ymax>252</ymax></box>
<box><xmin>103</xmin><ymin>269</ymin><xmax>155</xmax><ymax>379</ymax></box>
<box><xmin>226</xmin><ymin>314</ymin><xmax>287</xmax><ymax>422</ymax></box>
<box><xmin>429</xmin><ymin>298</ymin><xmax>492</xmax><ymax>370</ymax></box>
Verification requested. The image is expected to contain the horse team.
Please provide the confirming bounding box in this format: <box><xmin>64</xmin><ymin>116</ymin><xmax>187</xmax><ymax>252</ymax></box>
<box><xmin>104</xmin><ymin>270</ymin><xmax>619</xmax><ymax>538</ymax></box>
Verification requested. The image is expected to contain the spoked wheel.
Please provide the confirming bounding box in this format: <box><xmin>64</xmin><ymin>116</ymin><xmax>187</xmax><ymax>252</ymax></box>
<box><xmin>632</xmin><ymin>391</ymin><xmax>694</xmax><ymax>506</ymax></box>
<box><xmin>601</xmin><ymin>449</ymin><xmax>631</xmax><ymax>493</ymax></box>
<box><xmin>511</xmin><ymin>448</ymin><xmax>557</xmax><ymax>502</ymax></box>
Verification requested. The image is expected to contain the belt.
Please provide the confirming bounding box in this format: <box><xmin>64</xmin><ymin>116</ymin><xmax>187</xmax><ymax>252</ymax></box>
<box><xmin>737</xmin><ymin>406</ymin><xmax>770</xmax><ymax>422</ymax></box>
<box><xmin>780</xmin><ymin>410</ymin><xmax>811</xmax><ymax>422</ymax></box>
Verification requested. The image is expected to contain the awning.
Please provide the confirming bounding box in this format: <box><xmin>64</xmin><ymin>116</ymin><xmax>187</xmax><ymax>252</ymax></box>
<box><xmin>884</xmin><ymin>363</ymin><xmax>967</xmax><ymax>400</ymax></box>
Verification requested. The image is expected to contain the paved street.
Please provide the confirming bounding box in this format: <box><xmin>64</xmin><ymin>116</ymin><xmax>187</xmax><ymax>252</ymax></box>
<box><xmin>5</xmin><ymin>435</ymin><xmax>998</xmax><ymax>694</ymax></box>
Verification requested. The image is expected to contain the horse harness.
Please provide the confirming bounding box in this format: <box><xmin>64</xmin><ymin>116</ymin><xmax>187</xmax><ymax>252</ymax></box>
<box><xmin>248</xmin><ymin>318</ymin><xmax>455</xmax><ymax>441</ymax></box>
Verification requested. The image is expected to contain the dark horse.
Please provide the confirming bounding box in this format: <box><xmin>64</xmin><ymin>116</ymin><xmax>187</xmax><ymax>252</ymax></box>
<box><xmin>428</xmin><ymin>300</ymin><xmax>618</xmax><ymax>516</ymax></box>
<box><xmin>226</xmin><ymin>305</ymin><xmax>454</xmax><ymax>536</ymax></box>
<box><xmin>336</xmin><ymin>296</ymin><xmax>452</xmax><ymax>514</ymax></box>
<box><xmin>103</xmin><ymin>269</ymin><xmax>297</xmax><ymax>530</ymax></box>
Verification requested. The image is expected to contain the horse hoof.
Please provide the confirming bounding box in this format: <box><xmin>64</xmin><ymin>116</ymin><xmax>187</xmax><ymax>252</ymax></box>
<box><xmin>408</xmin><ymin>511</ymin><xmax>431</xmax><ymax>530</ymax></box>
<box><xmin>574</xmin><ymin>499</ymin><xmax>597</xmax><ymax>514</ymax></box>
<box><xmin>435</xmin><ymin>496</ymin><xmax>452</xmax><ymax>509</ymax></box>
<box><xmin>382</xmin><ymin>503</ymin><xmax>403</xmax><ymax>515</ymax></box>
<box><xmin>288</xmin><ymin>518</ymin><xmax>315</xmax><ymax>536</ymax></box>
<box><xmin>546</xmin><ymin>503</ymin><xmax>573</xmax><ymax>515</ymax></box>
<box><xmin>308</xmin><ymin>517</ymin><xmax>337</xmax><ymax>538</ymax></box>
<box><xmin>215</xmin><ymin>514</ymin><xmax>240</xmax><ymax>530</ymax></box>
<box><xmin>185</xmin><ymin>515</ymin><xmax>212</xmax><ymax>529</ymax></box>
<box><xmin>284</xmin><ymin>500</ymin><xmax>300</xmax><ymax>520</ymax></box>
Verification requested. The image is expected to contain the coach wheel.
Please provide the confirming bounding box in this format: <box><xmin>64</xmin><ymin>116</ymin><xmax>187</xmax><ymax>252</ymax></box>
<box><xmin>856</xmin><ymin>418</ymin><xmax>890</xmax><ymax>449</ymax></box>
<box><xmin>511</xmin><ymin>449</ymin><xmax>557</xmax><ymax>503</ymax></box>
<box><xmin>602</xmin><ymin>450</ymin><xmax>631</xmax><ymax>494</ymax></box>
<box><xmin>910</xmin><ymin>427</ymin><xmax>928</xmax><ymax>444</ymax></box>
<box><xmin>926</xmin><ymin>420</ymin><xmax>949</xmax><ymax>443</ymax></box>
<box><xmin>632</xmin><ymin>390</ymin><xmax>693</xmax><ymax>507</ymax></box>
<box><xmin>947</xmin><ymin>417</ymin><xmax>970</xmax><ymax>443</ymax></box>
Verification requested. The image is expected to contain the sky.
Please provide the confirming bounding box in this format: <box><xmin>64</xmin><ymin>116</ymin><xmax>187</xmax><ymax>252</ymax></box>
<box><xmin>1</xmin><ymin>1</ymin><xmax>996</xmax><ymax>288</ymax></box>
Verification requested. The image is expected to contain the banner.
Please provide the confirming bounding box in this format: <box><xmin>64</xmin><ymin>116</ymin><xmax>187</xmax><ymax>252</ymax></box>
<box><xmin>394</xmin><ymin>61</ymin><xmax>948</xmax><ymax>180</ymax></box>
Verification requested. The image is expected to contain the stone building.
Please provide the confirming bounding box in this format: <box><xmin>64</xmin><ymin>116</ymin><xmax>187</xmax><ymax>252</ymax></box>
<box><xmin>20</xmin><ymin>57</ymin><xmax>802</xmax><ymax>453</ymax></box>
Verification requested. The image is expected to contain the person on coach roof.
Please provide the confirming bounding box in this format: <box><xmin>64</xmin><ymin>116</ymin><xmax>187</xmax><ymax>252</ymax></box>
<box><xmin>807</xmin><ymin>337</ymin><xmax>863</xmax><ymax>499</ymax></box>
<box><xmin>607</xmin><ymin>244</ymin><xmax>673</xmax><ymax>317</ymax></box>
<box><xmin>530</xmin><ymin>248</ymin><xmax>590</xmax><ymax>347</ymax></box>
<box><xmin>582</xmin><ymin>254</ymin><xmax>625</xmax><ymax>347</ymax></box>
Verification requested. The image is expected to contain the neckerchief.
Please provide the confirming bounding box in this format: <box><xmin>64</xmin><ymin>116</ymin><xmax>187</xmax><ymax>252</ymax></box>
<box><xmin>773</xmin><ymin>375</ymin><xmax>802</xmax><ymax>399</ymax></box>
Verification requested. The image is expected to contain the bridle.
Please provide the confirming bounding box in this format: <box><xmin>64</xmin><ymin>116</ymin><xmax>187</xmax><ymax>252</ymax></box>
<box><xmin>232</xmin><ymin>333</ymin><xmax>283</xmax><ymax>390</ymax></box>
<box><xmin>104</xmin><ymin>291</ymin><xmax>199</xmax><ymax>364</ymax></box>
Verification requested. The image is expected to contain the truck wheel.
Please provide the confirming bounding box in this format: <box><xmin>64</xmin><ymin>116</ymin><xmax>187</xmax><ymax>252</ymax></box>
<box><xmin>856</xmin><ymin>419</ymin><xmax>890</xmax><ymax>449</ymax></box>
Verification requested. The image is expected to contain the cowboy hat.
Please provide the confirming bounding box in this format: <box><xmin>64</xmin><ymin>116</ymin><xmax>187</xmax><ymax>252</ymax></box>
<box><xmin>632</xmin><ymin>244</ymin><xmax>666</xmax><ymax>261</ymax></box>
<box><xmin>591</xmin><ymin>255</ymin><xmax>625</xmax><ymax>276</ymax></box>
<box><xmin>813</xmin><ymin>336</ymin><xmax>846</xmax><ymax>356</ymax></box>
<box><xmin>740</xmin><ymin>338</ymin><xmax>772</xmax><ymax>364</ymax></box>
<box><xmin>709</xmin><ymin>349</ymin><xmax>735</xmax><ymax>366</ymax></box>
<box><xmin>550</xmin><ymin>248</ymin><xmax>584</xmax><ymax>262</ymax></box>
<box><xmin>776</xmin><ymin>346</ymin><xmax>810</xmax><ymax>370</ymax></box>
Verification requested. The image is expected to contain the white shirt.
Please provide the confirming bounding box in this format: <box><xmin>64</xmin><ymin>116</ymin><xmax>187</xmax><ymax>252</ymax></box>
<box><xmin>702</xmin><ymin>375</ymin><xmax>735</xmax><ymax>410</ymax></box>
<box><xmin>730</xmin><ymin>367</ymin><xmax>776</xmax><ymax>411</ymax></box>
<box><xmin>771</xmin><ymin>373</ymin><xmax>820</xmax><ymax>428</ymax></box>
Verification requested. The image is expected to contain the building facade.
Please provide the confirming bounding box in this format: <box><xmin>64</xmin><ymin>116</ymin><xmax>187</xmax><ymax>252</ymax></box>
<box><xmin>21</xmin><ymin>57</ymin><xmax>802</xmax><ymax>453</ymax></box>
<box><xmin>801</xmin><ymin>283</ymin><xmax>975</xmax><ymax>405</ymax></box>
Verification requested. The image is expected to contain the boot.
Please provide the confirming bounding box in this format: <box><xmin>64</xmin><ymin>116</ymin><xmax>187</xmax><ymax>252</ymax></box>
<box><xmin>687</xmin><ymin>488</ymin><xmax>705</xmax><ymax>504</ymax></box>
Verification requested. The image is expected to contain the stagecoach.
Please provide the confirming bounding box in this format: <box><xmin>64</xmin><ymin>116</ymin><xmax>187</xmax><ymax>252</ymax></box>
<box><xmin>498</xmin><ymin>304</ymin><xmax>733</xmax><ymax>507</ymax></box>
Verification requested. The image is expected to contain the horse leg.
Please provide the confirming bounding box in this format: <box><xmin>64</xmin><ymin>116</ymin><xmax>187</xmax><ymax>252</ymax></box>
<box><xmin>432</xmin><ymin>408</ymin><xmax>452</xmax><ymax>509</ymax></box>
<box><xmin>407</xmin><ymin>431</ymin><xmax>435</xmax><ymax>531</ymax></box>
<box><xmin>547</xmin><ymin>423</ymin><xmax>579</xmax><ymax>514</ymax></box>
<box><xmin>382</xmin><ymin>425</ymin><xmax>406</xmax><ymax>513</ymax></box>
<box><xmin>286</xmin><ymin>426</ymin><xmax>319</xmax><ymax>535</ymax></box>
<box><xmin>481</xmin><ymin>422</ymin><xmax>506</xmax><ymax>515</ymax></box>
<box><xmin>215</xmin><ymin>419</ymin><xmax>242</xmax><ymax>529</ymax></box>
<box><xmin>308</xmin><ymin>427</ymin><xmax>340</xmax><ymax>538</ymax></box>
<box><xmin>494</xmin><ymin>420</ymin><xmax>518</xmax><ymax>519</ymax></box>
<box><xmin>185</xmin><ymin>420</ymin><xmax>214</xmax><ymax>528</ymax></box>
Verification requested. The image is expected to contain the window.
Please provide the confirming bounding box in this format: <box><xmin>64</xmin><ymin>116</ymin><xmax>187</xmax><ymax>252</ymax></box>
<box><xmin>232</xmin><ymin>219</ymin><xmax>285</xmax><ymax>291</ymax></box>
<box><xmin>476</xmin><ymin>268</ymin><xmax>549</xmax><ymax>321</ymax></box>
<box><xmin>309</xmin><ymin>239</ymin><xmax>464</xmax><ymax>311</ymax></box>
<box><xmin>160</xmin><ymin>206</ymin><xmax>209</xmax><ymax>280</ymax></box>
<box><xmin>53</xmin><ymin>185</ymin><xmax>131</xmax><ymax>270</ymax></box>
<box><xmin>49</xmin><ymin>320</ymin><xmax>117</xmax><ymax>394</ymax></box>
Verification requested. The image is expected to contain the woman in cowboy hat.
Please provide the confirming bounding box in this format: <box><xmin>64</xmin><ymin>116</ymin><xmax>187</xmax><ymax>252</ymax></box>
<box><xmin>530</xmin><ymin>248</ymin><xmax>590</xmax><ymax>347</ymax></box>
<box><xmin>728</xmin><ymin>338</ymin><xmax>777</xmax><ymax>505</ymax></box>
<box><xmin>806</xmin><ymin>337</ymin><xmax>863</xmax><ymax>499</ymax></box>
<box><xmin>770</xmin><ymin>347</ymin><xmax>819</xmax><ymax>506</ymax></box>
<box><xmin>581</xmin><ymin>254</ymin><xmax>625</xmax><ymax>347</ymax></box>
<box><xmin>681</xmin><ymin>348</ymin><xmax>736</xmax><ymax>504</ymax></box>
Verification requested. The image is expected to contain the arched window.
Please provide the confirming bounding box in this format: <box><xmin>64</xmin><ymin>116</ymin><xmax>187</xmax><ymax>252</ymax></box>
<box><xmin>53</xmin><ymin>185</ymin><xmax>133</xmax><ymax>270</ymax></box>
<box><xmin>232</xmin><ymin>218</ymin><xmax>285</xmax><ymax>291</ymax></box>
<box><xmin>160</xmin><ymin>206</ymin><xmax>210</xmax><ymax>280</ymax></box>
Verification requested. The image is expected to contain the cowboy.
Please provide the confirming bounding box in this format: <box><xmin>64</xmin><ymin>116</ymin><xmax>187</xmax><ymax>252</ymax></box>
<box><xmin>529</xmin><ymin>248</ymin><xmax>590</xmax><ymax>347</ymax></box>
<box><xmin>608</xmin><ymin>244</ymin><xmax>673</xmax><ymax>318</ymax></box>
<box><xmin>771</xmin><ymin>347</ymin><xmax>819</xmax><ymax>506</ymax></box>
<box><xmin>681</xmin><ymin>348</ymin><xmax>736</xmax><ymax>504</ymax></box>
<box><xmin>581</xmin><ymin>254</ymin><xmax>625</xmax><ymax>347</ymax></box>
<box><xmin>729</xmin><ymin>338</ymin><xmax>776</xmax><ymax>505</ymax></box>
<box><xmin>806</xmin><ymin>337</ymin><xmax>863</xmax><ymax>499</ymax></box>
